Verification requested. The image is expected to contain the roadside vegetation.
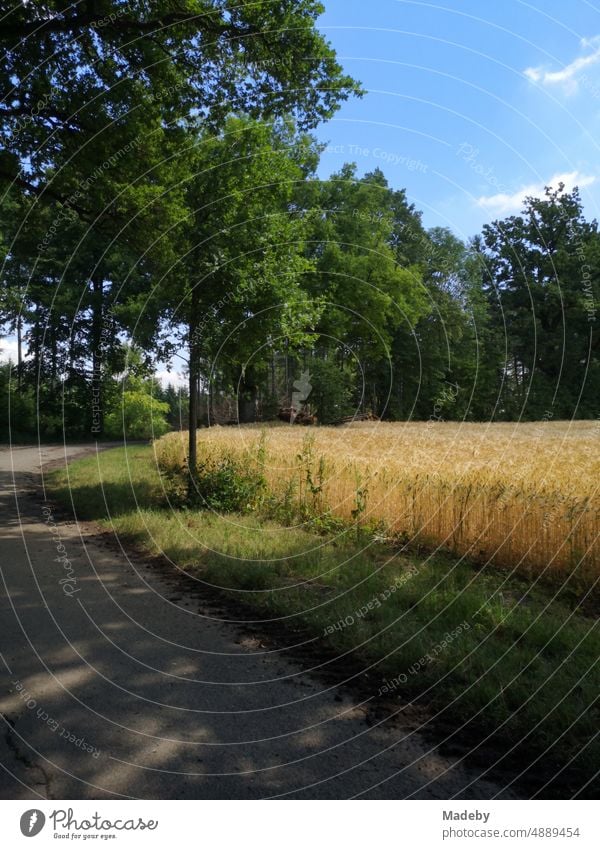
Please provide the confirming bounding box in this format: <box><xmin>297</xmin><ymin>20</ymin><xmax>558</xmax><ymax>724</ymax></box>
<box><xmin>156</xmin><ymin>421</ymin><xmax>600</xmax><ymax>586</ymax></box>
<box><xmin>48</xmin><ymin>444</ymin><xmax>600</xmax><ymax>796</ymax></box>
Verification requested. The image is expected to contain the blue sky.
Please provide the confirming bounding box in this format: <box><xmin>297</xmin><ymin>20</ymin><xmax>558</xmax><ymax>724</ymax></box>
<box><xmin>314</xmin><ymin>0</ymin><xmax>600</xmax><ymax>240</ymax></box>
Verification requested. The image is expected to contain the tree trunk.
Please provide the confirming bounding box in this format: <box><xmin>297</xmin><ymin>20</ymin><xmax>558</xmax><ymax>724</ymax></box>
<box><xmin>285</xmin><ymin>343</ymin><xmax>289</xmax><ymax>405</ymax></box>
<box><xmin>90</xmin><ymin>276</ymin><xmax>103</xmax><ymax>437</ymax></box>
<box><xmin>238</xmin><ymin>364</ymin><xmax>258</xmax><ymax>423</ymax></box>
<box><xmin>51</xmin><ymin>332</ymin><xmax>57</xmax><ymax>389</ymax></box>
<box><xmin>206</xmin><ymin>374</ymin><xmax>211</xmax><ymax>427</ymax></box>
<box><xmin>271</xmin><ymin>351</ymin><xmax>276</xmax><ymax>397</ymax></box>
<box><xmin>16</xmin><ymin>313</ymin><xmax>22</xmax><ymax>393</ymax></box>
<box><xmin>238</xmin><ymin>387</ymin><xmax>257</xmax><ymax>422</ymax></box>
<box><xmin>188</xmin><ymin>355</ymin><xmax>198</xmax><ymax>473</ymax></box>
<box><xmin>239</xmin><ymin>392</ymin><xmax>257</xmax><ymax>423</ymax></box>
<box><xmin>188</xmin><ymin>285</ymin><xmax>201</xmax><ymax>487</ymax></box>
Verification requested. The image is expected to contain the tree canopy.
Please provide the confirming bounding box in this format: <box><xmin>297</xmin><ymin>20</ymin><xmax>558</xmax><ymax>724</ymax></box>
<box><xmin>1</xmin><ymin>5</ymin><xmax>598</xmax><ymax>443</ymax></box>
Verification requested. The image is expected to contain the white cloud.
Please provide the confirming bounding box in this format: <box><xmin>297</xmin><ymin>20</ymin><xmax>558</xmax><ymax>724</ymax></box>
<box><xmin>477</xmin><ymin>170</ymin><xmax>596</xmax><ymax>215</ymax></box>
<box><xmin>0</xmin><ymin>337</ymin><xmax>21</xmax><ymax>364</ymax></box>
<box><xmin>155</xmin><ymin>369</ymin><xmax>187</xmax><ymax>388</ymax></box>
<box><xmin>524</xmin><ymin>35</ymin><xmax>600</xmax><ymax>94</ymax></box>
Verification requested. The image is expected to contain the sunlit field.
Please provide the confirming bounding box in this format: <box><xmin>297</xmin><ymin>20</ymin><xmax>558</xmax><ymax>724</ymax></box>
<box><xmin>156</xmin><ymin>420</ymin><xmax>600</xmax><ymax>584</ymax></box>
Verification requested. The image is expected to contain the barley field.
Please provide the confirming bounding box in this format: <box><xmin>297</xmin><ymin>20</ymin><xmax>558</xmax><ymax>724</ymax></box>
<box><xmin>155</xmin><ymin>421</ymin><xmax>600</xmax><ymax>582</ymax></box>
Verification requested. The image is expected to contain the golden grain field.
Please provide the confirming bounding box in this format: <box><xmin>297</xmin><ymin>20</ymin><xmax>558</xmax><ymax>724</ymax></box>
<box><xmin>155</xmin><ymin>421</ymin><xmax>600</xmax><ymax>580</ymax></box>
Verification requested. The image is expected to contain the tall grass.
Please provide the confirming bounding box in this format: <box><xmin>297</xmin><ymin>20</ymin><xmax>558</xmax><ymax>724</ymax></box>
<box><xmin>47</xmin><ymin>446</ymin><xmax>600</xmax><ymax>794</ymax></box>
<box><xmin>155</xmin><ymin>421</ymin><xmax>600</xmax><ymax>584</ymax></box>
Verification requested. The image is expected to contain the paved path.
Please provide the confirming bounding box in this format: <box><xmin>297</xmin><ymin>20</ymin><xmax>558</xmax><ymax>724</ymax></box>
<box><xmin>0</xmin><ymin>445</ymin><xmax>516</xmax><ymax>799</ymax></box>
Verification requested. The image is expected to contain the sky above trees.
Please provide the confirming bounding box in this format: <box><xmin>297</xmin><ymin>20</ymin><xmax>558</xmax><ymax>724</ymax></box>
<box><xmin>314</xmin><ymin>0</ymin><xmax>600</xmax><ymax>237</ymax></box>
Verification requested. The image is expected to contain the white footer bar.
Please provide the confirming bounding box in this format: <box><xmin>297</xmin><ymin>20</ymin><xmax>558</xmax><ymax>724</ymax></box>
<box><xmin>1</xmin><ymin>800</ymin><xmax>597</xmax><ymax>848</ymax></box>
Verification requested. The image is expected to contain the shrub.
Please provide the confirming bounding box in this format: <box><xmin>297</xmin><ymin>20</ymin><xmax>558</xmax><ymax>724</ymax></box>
<box><xmin>104</xmin><ymin>389</ymin><xmax>170</xmax><ymax>440</ymax></box>
<box><xmin>189</xmin><ymin>455</ymin><xmax>266</xmax><ymax>513</ymax></box>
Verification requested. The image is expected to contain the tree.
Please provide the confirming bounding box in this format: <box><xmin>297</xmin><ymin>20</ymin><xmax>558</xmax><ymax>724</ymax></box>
<box><xmin>299</xmin><ymin>165</ymin><xmax>428</xmax><ymax>416</ymax></box>
<box><xmin>1</xmin><ymin>2</ymin><xmax>360</xmax><ymax>443</ymax></box>
<box><xmin>479</xmin><ymin>185</ymin><xmax>599</xmax><ymax>418</ymax></box>
<box><xmin>158</xmin><ymin>382</ymin><xmax>189</xmax><ymax>431</ymax></box>
<box><xmin>147</xmin><ymin>116</ymin><xmax>323</xmax><ymax>474</ymax></box>
<box><xmin>0</xmin><ymin>360</ymin><xmax>34</xmax><ymax>441</ymax></box>
<box><xmin>104</xmin><ymin>385</ymin><xmax>170</xmax><ymax>441</ymax></box>
<box><xmin>1</xmin><ymin>1</ymin><xmax>360</xmax><ymax>204</ymax></box>
<box><xmin>308</xmin><ymin>357</ymin><xmax>355</xmax><ymax>423</ymax></box>
<box><xmin>387</xmin><ymin>227</ymin><xmax>485</xmax><ymax>419</ymax></box>
<box><xmin>103</xmin><ymin>346</ymin><xmax>170</xmax><ymax>440</ymax></box>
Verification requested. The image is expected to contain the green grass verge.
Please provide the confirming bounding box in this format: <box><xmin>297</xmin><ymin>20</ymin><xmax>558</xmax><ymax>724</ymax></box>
<box><xmin>48</xmin><ymin>445</ymin><xmax>600</xmax><ymax>795</ymax></box>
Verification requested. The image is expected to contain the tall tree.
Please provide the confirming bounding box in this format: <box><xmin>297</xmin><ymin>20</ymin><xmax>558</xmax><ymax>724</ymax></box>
<box><xmin>1</xmin><ymin>1</ymin><xmax>360</xmax><ymax>202</ymax></box>
<box><xmin>149</xmin><ymin>116</ymin><xmax>322</xmax><ymax>473</ymax></box>
<box><xmin>1</xmin><ymin>2</ymin><xmax>360</xmax><ymax>440</ymax></box>
<box><xmin>480</xmin><ymin>186</ymin><xmax>599</xmax><ymax>419</ymax></box>
<box><xmin>300</xmin><ymin>165</ymin><xmax>428</xmax><ymax>416</ymax></box>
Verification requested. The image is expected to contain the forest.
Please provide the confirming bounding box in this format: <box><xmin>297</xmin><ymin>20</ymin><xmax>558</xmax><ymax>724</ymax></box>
<box><xmin>1</xmin><ymin>2</ymin><xmax>598</xmax><ymax>444</ymax></box>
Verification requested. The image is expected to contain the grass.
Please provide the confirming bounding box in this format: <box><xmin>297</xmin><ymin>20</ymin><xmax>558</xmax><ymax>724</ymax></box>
<box><xmin>156</xmin><ymin>421</ymin><xmax>600</xmax><ymax>584</ymax></box>
<box><xmin>47</xmin><ymin>444</ymin><xmax>600</xmax><ymax>796</ymax></box>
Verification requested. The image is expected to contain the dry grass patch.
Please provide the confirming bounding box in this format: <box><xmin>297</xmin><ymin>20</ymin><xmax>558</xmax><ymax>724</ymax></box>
<box><xmin>156</xmin><ymin>421</ymin><xmax>600</xmax><ymax>585</ymax></box>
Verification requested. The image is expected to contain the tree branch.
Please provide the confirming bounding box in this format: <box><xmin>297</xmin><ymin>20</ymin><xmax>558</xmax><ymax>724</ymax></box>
<box><xmin>0</xmin><ymin>12</ymin><xmax>237</xmax><ymax>43</ymax></box>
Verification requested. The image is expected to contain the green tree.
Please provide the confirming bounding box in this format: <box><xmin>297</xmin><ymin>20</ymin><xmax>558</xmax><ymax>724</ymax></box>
<box><xmin>388</xmin><ymin>227</ymin><xmax>483</xmax><ymax>419</ymax></box>
<box><xmin>1</xmin><ymin>2</ymin><xmax>360</xmax><ymax>442</ymax></box>
<box><xmin>103</xmin><ymin>346</ymin><xmax>170</xmax><ymax>440</ymax></box>
<box><xmin>158</xmin><ymin>382</ymin><xmax>189</xmax><ymax>431</ymax></box>
<box><xmin>150</xmin><ymin>117</ymin><xmax>323</xmax><ymax>471</ymax></box>
<box><xmin>308</xmin><ymin>357</ymin><xmax>355</xmax><ymax>423</ymax></box>
<box><xmin>104</xmin><ymin>384</ymin><xmax>170</xmax><ymax>441</ymax></box>
<box><xmin>1</xmin><ymin>1</ymin><xmax>360</xmax><ymax>203</ymax></box>
<box><xmin>300</xmin><ymin>165</ymin><xmax>428</xmax><ymax>415</ymax></box>
<box><xmin>0</xmin><ymin>360</ymin><xmax>35</xmax><ymax>441</ymax></box>
<box><xmin>479</xmin><ymin>185</ymin><xmax>599</xmax><ymax>419</ymax></box>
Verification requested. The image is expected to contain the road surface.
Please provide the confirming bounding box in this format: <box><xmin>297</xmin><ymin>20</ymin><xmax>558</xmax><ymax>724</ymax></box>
<box><xmin>0</xmin><ymin>445</ymin><xmax>516</xmax><ymax>799</ymax></box>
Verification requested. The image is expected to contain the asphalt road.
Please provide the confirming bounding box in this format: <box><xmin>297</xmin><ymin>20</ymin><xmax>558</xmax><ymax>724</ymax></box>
<box><xmin>0</xmin><ymin>445</ymin><xmax>516</xmax><ymax>799</ymax></box>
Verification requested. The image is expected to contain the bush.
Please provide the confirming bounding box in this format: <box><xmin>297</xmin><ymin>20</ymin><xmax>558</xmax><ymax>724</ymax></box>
<box><xmin>190</xmin><ymin>455</ymin><xmax>266</xmax><ymax>512</ymax></box>
<box><xmin>104</xmin><ymin>389</ymin><xmax>170</xmax><ymax>440</ymax></box>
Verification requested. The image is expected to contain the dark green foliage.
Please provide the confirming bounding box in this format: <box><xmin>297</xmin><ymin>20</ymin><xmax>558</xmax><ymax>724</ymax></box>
<box><xmin>478</xmin><ymin>186</ymin><xmax>600</xmax><ymax>419</ymax></box>
<box><xmin>190</xmin><ymin>456</ymin><xmax>266</xmax><ymax>513</ymax></box>
<box><xmin>157</xmin><ymin>383</ymin><xmax>189</xmax><ymax>431</ymax></box>
<box><xmin>0</xmin><ymin>0</ymin><xmax>598</xmax><ymax>428</ymax></box>
<box><xmin>0</xmin><ymin>1</ymin><xmax>360</xmax><ymax>444</ymax></box>
<box><xmin>308</xmin><ymin>357</ymin><xmax>355</xmax><ymax>423</ymax></box>
<box><xmin>0</xmin><ymin>361</ymin><xmax>34</xmax><ymax>441</ymax></box>
<box><xmin>104</xmin><ymin>389</ymin><xmax>170</xmax><ymax>441</ymax></box>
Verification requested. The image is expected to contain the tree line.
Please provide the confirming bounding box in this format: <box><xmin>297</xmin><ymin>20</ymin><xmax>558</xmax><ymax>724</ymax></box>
<box><xmin>1</xmin><ymin>2</ymin><xmax>598</xmax><ymax>448</ymax></box>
